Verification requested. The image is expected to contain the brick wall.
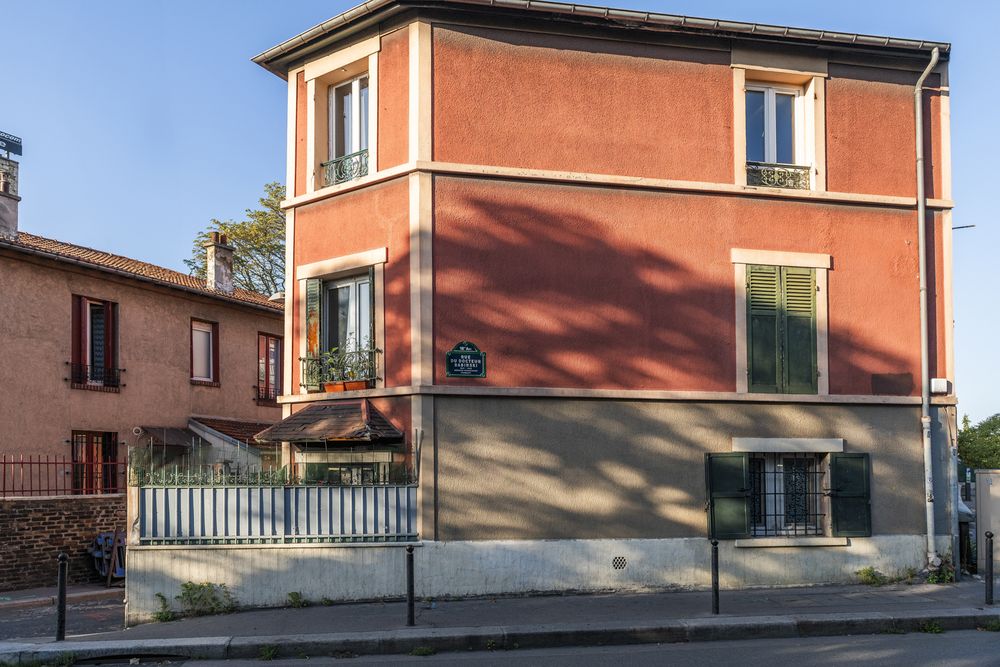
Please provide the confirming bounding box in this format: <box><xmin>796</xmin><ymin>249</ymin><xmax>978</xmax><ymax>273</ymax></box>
<box><xmin>0</xmin><ymin>495</ymin><xmax>126</xmax><ymax>591</ymax></box>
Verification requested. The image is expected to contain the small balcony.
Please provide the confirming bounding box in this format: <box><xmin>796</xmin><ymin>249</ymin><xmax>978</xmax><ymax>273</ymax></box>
<box><xmin>746</xmin><ymin>162</ymin><xmax>811</xmax><ymax>190</ymax></box>
<box><xmin>321</xmin><ymin>149</ymin><xmax>369</xmax><ymax>187</ymax></box>
<box><xmin>300</xmin><ymin>347</ymin><xmax>381</xmax><ymax>392</ymax></box>
<box><xmin>68</xmin><ymin>363</ymin><xmax>122</xmax><ymax>393</ymax></box>
<box><xmin>254</xmin><ymin>384</ymin><xmax>279</xmax><ymax>405</ymax></box>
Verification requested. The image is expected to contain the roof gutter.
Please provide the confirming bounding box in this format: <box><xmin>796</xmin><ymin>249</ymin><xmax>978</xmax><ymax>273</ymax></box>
<box><xmin>0</xmin><ymin>240</ymin><xmax>283</xmax><ymax>315</ymax></box>
<box><xmin>915</xmin><ymin>46</ymin><xmax>941</xmax><ymax>569</ymax></box>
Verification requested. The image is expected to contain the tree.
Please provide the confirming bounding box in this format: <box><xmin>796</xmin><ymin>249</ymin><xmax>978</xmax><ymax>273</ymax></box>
<box><xmin>957</xmin><ymin>413</ymin><xmax>1000</xmax><ymax>470</ymax></box>
<box><xmin>185</xmin><ymin>182</ymin><xmax>285</xmax><ymax>295</ymax></box>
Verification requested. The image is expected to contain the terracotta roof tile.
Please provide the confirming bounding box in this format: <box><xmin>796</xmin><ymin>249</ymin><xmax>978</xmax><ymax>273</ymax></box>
<box><xmin>6</xmin><ymin>231</ymin><xmax>282</xmax><ymax>312</ymax></box>
<box><xmin>255</xmin><ymin>400</ymin><xmax>404</xmax><ymax>444</ymax></box>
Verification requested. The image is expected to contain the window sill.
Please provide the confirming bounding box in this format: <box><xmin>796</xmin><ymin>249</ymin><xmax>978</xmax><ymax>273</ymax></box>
<box><xmin>70</xmin><ymin>383</ymin><xmax>121</xmax><ymax>394</ymax></box>
<box><xmin>734</xmin><ymin>537</ymin><xmax>849</xmax><ymax>548</ymax></box>
<box><xmin>190</xmin><ymin>379</ymin><xmax>220</xmax><ymax>388</ymax></box>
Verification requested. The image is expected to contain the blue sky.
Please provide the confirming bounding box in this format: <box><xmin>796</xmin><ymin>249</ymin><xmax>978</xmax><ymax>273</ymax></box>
<box><xmin>4</xmin><ymin>1</ymin><xmax>995</xmax><ymax>421</ymax></box>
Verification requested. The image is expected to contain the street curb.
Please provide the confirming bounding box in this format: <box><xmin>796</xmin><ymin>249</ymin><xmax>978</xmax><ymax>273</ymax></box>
<box><xmin>2</xmin><ymin>607</ymin><xmax>999</xmax><ymax>663</ymax></box>
<box><xmin>0</xmin><ymin>589</ymin><xmax>123</xmax><ymax>611</ymax></box>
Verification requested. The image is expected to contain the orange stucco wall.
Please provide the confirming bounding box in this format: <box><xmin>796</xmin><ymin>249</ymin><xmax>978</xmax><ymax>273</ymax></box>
<box><xmin>292</xmin><ymin>178</ymin><xmax>411</xmax><ymax>389</ymax></box>
<box><xmin>294</xmin><ymin>71</ymin><xmax>308</xmax><ymax>197</ymax></box>
<box><xmin>826</xmin><ymin>65</ymin><xmax>943</xmax><ymax>198</ymax></box>
<box><xmin>432</xmin><ymin>26</ymin><xmax>733</xmax><ymax>183</ymax></box>
<box><xmin>378</xmin><ymin>28</ymin><xmax>410</xmax><ymax>169</ymax></box>
<box><xmin>432</xmin><ymin>176</ymin><xmax>945</xmax><ymax>394</ymax></box>
<box><xmin>0</xmin><ymin>253</ymin><xmax>282</xmax><ymax>460</ymax></box>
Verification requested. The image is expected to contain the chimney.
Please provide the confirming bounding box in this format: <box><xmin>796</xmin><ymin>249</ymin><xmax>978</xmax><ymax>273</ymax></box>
<box><xmin>204</xmin><ymin>231</ymin><xmax>235</xmax><ymax>294</ymax></box>
<box><xmin>0</xmin><ymin>158</ymin><xmax>19</xmax><ymax>242</ymax></box>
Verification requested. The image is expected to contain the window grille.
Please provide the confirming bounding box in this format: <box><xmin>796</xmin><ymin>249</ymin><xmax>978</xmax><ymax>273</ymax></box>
<box><xmin>749</xmin><ymin>452</ymin><xmax>826</xmax><ymax>536</ymax></box>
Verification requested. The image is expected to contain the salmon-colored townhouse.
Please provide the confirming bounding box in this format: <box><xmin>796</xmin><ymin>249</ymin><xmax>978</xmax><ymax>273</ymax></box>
<box><xmin>126</xmin><ymin>0</ymin><xmax>959</xmax><ymax>617</ymax></box>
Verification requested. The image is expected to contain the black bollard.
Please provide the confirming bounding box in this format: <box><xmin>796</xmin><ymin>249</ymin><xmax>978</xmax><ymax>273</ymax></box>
<box><xmin>56</xmin><ymin>552</ymin><xmax>68</xmax><ymax>641</ymax></box>
<box><xmin>987</xmin><ymin>531</ymin><xmax>995</xmax><ymax>606</ymax></box>
<box><xmin>711</xmin><ymin>539</ymin><xmax>720</xmax><ymax>615</ymax></box>
<box><xmin>406</xmin><ymin>545</ymin><xmax>415</xmax><ymax>626</ymax></box>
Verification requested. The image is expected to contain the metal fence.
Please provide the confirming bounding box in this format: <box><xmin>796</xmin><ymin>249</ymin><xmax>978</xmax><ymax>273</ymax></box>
<box><xmin>1</xmin><ymin>455</ymin><xmax>127</xmax><ymax>497</ymax></box>
<box><xmin>137</xmin><ymin>484</ymin><xmax>418</xmax><ymax>544</ymax></box>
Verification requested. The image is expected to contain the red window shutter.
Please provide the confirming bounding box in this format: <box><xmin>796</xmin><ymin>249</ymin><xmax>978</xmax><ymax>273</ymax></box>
<box><xmin>212</xmin><ymin>322</ymin><xmax>220</xmax><ymax>383</ymax></box>
<box><xmin>71</xmin><ymin>295</ymin><xmax>83</xmax><ymax>366</ymax></box>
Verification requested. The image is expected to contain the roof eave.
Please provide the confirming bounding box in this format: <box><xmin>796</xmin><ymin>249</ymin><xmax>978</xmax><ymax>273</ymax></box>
<box><xmin>251</xmin><ymin>0</ymin><xmax>950</xmax><ymax>78</ymax></box>
<box><xmin>0</xmin><ymin>238</ymin><xmax>284</xmax><ymax>315</ymax></box>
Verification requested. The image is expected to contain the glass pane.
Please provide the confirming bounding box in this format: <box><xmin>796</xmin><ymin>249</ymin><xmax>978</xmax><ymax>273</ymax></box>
<box><xmin>193</xmin><ymin>329</ymin><xmax>212</xmax><ymax>379</ymax></box>
<box><xmin>335</xmin><ymin>83</ymin><xmax>352</xmax><ymax>157</ymax></box>
<box><xmin>359</xmin><ymin>77</ymin><xmax>369</xmax><ymax>151</ymax></box>
<box><xmin>745</xmin><ymin>90</ymin><xmax>766</xmax><ymax>163</ymax></box>
<box><xmin>258</xmin><ymin>335</ymin><xmax>267</xmax><ymax>384</ymax></box>
<box><xmin>268</xmin><ymin>338</ymin><xmax>280</xmax><ymax>391</ymax></box>
<box><xmin>775</xmin><ymin>93</ymin><xmax>794</xmax><ymax>164</ymax></box>
<box><xmin>89</xmin><ymin>304</ymin><xmax>105</xmax><ymax>378</ymax></box>
<box><xmin>337</xmin><ymin>285</ymin><xmax>351</xmax><ymax>350</ymax></box>
<box><xmin>358</xmin><ymin>280</ymin><xmax>371</xmax><ymax>348</ymax></box>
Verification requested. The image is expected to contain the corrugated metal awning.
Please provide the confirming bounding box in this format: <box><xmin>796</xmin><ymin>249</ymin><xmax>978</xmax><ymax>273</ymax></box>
<box><xmin>254</xmin><ymin>400</ymin><xmax>404</xmax><ymax>445</ymax></box>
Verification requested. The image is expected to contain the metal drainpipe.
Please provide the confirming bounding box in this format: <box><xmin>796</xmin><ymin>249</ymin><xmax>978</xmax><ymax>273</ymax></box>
<box><xmin>916</xmin><ymin>46</ymin><xmax>941</xmax><ymax>568</ymax></box>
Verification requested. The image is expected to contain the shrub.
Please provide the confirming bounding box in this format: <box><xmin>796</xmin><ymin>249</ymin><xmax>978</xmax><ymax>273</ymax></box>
<box><xmin>856</xmin><ymin>566</ymin><xmax>890</xmax><ymax>586</ymax></box>
<box><xmin>152</xmin><ymin>592</ymin><xmax>176</xmax><ymax>622</ymax></box>
<box><xmin>176</xmin><ymin>581</ymin><xmax>237</xmax><ymax>616</ymax></box>
<box><xmin>287</xmin><ymin>591</ymin><xmax>308</xmax><ymax>608</ymax></box>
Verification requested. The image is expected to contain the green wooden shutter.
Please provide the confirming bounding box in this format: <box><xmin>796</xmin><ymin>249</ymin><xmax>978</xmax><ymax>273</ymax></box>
<box><xmin>747</xmin><ymin>265</ymin><xmax>780</xmax><ymax>393</ymax></box>
<box><xmin>705</xmin><ymin>453</ymin><xmax>751</xmax><ymax>539</ymax></box>
<box><xmin>781</xmin><ymin>267</ymin><xmax>817</xmax><ymax>394</ymax></box>
<box><xmin>304</xmin><ymin>278</ymin><xmax>322</xmax><ymax>390</ymax></box>
<box><xmin>829</xmin><ymin>453</ymin><xmax>872</xmax><ymax>537</ymax></box>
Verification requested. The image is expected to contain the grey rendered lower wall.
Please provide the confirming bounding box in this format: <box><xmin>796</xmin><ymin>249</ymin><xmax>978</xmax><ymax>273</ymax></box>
<box><xmin>427</xmin><ymin>397</ymin><xmax>942</xmax><ymax>541</ymax></box>
<box><xmin>124</xmin><ymin>534</ymin><xmax>951</xmax><ymax>625</ymax></box>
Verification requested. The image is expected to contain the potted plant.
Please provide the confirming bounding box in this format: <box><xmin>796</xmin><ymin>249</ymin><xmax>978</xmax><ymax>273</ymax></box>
<box><xmin>319</xmin><ymin>347</ymin><xmax>346</xmax><ymax>392</ymax></box>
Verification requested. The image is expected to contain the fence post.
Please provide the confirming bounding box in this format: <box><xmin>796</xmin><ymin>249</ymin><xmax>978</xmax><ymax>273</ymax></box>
<box><xmin>987</xmin><ymin>531</ymin><xmax>995</xmax><ymax>606</ymax></box>
<box><xmin>406</xmin><ymin>545</ymin><xmax>415</xmax><ymax>626</ymax></box>
<box><xmin>711</xmin><ymin>539</ymin><xmax>720</xmax><ymax>615</ymax></box>
<box><xmin>56</xmin><ymin>552</ymin><xmax>68</xmax><ymax>641</ymax></box>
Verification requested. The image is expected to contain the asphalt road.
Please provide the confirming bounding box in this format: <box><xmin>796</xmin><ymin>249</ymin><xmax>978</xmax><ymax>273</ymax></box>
<box><xmin>0</xmin><ymin>598</ymin><xmax>124</xmax><ymax>641</ymax></box>
<box><xmin>182</xmin><ymin>631</ymin><xmax>1000</xmax><ymax>666</ymax></box>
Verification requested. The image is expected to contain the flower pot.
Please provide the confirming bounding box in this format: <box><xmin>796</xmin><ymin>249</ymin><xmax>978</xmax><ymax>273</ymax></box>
<box><xmin>323</xmin><ymin>381</ymin><xmax>346</xmax><ymax>393</ymax></box>
<box><xmin>343</xmin><ymin>380</ymin><xmax>370</xmax><ymax>391</ymax></box>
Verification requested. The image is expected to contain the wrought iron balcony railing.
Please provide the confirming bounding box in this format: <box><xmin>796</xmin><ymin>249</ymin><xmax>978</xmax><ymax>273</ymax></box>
<box><xmin>255</xmin><ymin>384</ymin><xmax>279</xmax><ymax>404</ymax></box>
<box><xmin>322</xmin><ymin>149</ymin><xmax>369</xmax><ymax>187</ymax></box>
<box><xmin>68</xmin><ymin>363</ymin><xmax>122</xmax><ymax>392</ymax></box>
<box><xmin>746</xmin><ymin>162</ymin><xmax>811</xmax><ymax>190</ymax></box>
<box><xmin>300</xmin><ymin>347</ymin><xmax>380</xmax><ymax>390</ymax></box>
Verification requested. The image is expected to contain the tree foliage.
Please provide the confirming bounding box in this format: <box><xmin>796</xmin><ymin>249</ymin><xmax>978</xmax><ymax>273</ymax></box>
<box><xmin>957</xmin><ymin>413</ymin><xmax>1000</xmax><ymax>470</ymax></box>
<box><xmin>185</xmin><ymin>182</ymin><xmax>285</xmax><ymax>296</ymax></box>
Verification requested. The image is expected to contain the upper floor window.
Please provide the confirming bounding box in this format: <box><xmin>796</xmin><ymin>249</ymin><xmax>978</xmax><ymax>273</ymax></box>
<box><xmin>71</xmin><ymin>295</ymin><xmax>120</xmax><ymax>391</ymax></box>
<box><xmin>744</xmin><ymin>84</ymin><xmax>811</xmax><ymax>190</ymax></box>
<box><xmin>257</xmin><ymin>333</ymin><xmax>282</xmax><ymax>403</ymax></box>
<box><xmin>191</xmin><ymin>319</ymin><xmax>219</xmax><ymax>385</ymax></box>
<box><xmin>324</xmin><ymin>74</ymin><xmax>369</xmax><ymax>187</ymax></box>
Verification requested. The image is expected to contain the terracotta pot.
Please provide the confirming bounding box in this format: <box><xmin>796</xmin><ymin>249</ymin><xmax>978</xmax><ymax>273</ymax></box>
<box><xmin>343</xmin><ymin>380</ymin><xmax>369</xmax><ymax>391</ymax></box>
<box><xmin>323</xmin><ymin>382</ymin><xmax>346</xmax><ymax>393</ymax></box>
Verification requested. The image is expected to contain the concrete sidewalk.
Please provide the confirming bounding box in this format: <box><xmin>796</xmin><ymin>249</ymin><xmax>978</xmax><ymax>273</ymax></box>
<box><xmin>1</xmin><ymin>580</ymin><xmax>998</xmax><ymax>663</ymax></box>
<box><xmin>0</xmin><ymin>584</ymin><xmax>122</xmax><ymax>611</ymax></box>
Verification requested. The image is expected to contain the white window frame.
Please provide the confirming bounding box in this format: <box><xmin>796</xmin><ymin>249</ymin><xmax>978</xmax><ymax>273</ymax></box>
<box><xmin>302</xmin><ymin>35</ymin><xmax>380</xmax><ymax>194</ymax></box>
<box><xmin>322</xmin><ymin>273</ymin><xmax>373</xmax><ymax>353</ymax></box>
<box><xmin>745</xmin><ymin>84</ymin><xmax>806</xmax><ymax>166</ymax></box>
<box><xmin>328</xmin><ymin>74</ymin><xmax>369</xmax><ymax>161</ymax></box>
<box><xmin>191</xmin><ymin>320</ymin><xmax>215</xmax><ymax>382</ymax></box>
